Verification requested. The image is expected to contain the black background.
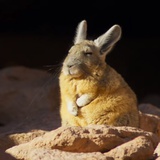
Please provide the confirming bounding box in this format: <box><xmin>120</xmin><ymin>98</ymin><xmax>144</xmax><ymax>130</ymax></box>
<box><xmin>0</xmin><ymin>0</ymin><xmax>160</xmax><ymax>103</ymax></box>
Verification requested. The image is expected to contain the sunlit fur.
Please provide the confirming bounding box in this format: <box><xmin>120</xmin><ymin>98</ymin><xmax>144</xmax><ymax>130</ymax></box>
<box><xmin>59</xmin><ymin>20</ymin><xmax>139</xmax><ymax>127</ymax></box>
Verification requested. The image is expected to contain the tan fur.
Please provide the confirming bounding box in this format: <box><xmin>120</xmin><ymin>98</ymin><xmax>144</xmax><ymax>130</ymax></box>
<box><xmin>59</xmin><ymin>20</ymin><xmax>139</xmax><ymax>127</ymax></box>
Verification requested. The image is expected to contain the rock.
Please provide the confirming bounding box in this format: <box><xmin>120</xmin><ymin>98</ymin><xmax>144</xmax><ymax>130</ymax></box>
<box><xmin>6</xmin><ymin>125</ymin><xmax>160</xmax><ymax>160</ymax></box>
<box><xmin>0</xmin><ymin>149</ymin><xmax>16</xmax><ymax>160</ymax></box>
<box><xmin>139</xmin><ymin>103</ymin><xmax>160</xmax><ymax>116</ymax></box>
<box><xmin>104</xmin><ymin>136</ymin><xmax>155</xmax><ymax>160</ymax></box>
<box><xmin>0</xmin><ymin>66</ymin><xmax>160</xmax><ymax>160</ymax></box>
<box><xmin>28</xmin><ymin>149</ymin><xmax>111</xmax><ymax>160</ymax></box>
<box><xmin>0</xmin><ymin>66</ymin><xmax>61</xmax><ymax>151</ymax></box>
<box><xmin>139</xmin><ymin>111</ymin><xmax>160</xmax><ymax>138</ymax></box>
<box><xmin>154</xmin><ymin>142</ymin><xmax>160</xmax><ymax>159</ymax></box>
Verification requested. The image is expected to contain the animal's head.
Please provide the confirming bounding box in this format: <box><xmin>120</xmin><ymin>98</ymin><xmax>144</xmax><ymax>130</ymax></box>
<box><xmin>61</xmin><ymin>20</ymin><xmax>122</xmax><ymax>79</ymax></box>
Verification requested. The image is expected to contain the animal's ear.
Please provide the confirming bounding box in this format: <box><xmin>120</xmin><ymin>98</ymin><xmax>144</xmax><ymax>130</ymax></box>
<box><xmin>94</xmin><ymin>25</ymin><xmax>122</xmax><ymax>56</ymax></box>
<box><xmin>74</xmin><ymin>20</ymin><xmax>87</xmax><ymax>44</ymax></box>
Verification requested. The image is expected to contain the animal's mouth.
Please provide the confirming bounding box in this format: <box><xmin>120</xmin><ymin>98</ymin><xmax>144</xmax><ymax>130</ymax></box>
<box><xmin>68</xmin><ymin>65</ymin><xmax>84</xmax><ymax>77</ymax></box>
<box><xmin>63</xmin><ymin>62</ymin><xmax>90</xmax><ymax>78</ymax></box>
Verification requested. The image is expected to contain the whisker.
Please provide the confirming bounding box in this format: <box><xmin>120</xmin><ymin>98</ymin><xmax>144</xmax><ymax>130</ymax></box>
<box><xmin>28</xmin><ymin>63</ymin><xmax>62</xmax><ymax>108</ymax></box>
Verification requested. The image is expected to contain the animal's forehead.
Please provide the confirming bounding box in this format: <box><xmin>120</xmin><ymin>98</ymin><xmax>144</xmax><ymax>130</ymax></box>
<box><xmin>69</xmin><ymin>41</ymin><xmax>96</xmax><ymax>53</ymax></box>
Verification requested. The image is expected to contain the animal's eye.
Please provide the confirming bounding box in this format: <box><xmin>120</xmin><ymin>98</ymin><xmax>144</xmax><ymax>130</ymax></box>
<box><xmin>84</xmin><ymin>52</ymin><xmax>92</xmax><ymax>57</ymax></box>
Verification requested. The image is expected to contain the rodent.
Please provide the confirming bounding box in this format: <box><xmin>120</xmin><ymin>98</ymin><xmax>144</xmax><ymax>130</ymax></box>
<box><xmin>59</xmin><ymin>20</ymin><xmax>139</xmax><ymax>127</ymax></box>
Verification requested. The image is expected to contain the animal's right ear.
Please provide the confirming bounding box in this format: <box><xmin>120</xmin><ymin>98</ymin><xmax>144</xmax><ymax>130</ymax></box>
<box><xmin>94</xmin><ymin>25</ymin><xmax>122</xmax><ymax>57</ymax></box>
<box><xmin>74</xmin><ymin>20</ymin><xmax>87</xmax><ymax>44</ymax></box>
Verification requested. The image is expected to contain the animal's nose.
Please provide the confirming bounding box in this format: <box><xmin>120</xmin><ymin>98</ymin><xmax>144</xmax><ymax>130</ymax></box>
<box><xmin>67</xmin><ymin>64</ymin><xmax>74</xmax><ymax>68</ymax></box>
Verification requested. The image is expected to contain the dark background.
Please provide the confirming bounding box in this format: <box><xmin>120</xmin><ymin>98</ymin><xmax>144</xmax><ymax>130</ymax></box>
<box><xmin>0</xmin><ymin>1</ymin><xmax>160</xmax><ymax>104</ymax></box>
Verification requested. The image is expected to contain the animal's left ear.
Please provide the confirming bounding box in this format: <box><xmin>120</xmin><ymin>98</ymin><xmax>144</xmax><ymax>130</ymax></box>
<box><xmin>94</xmin><ymin>25</ymin><xmax>122</xmax><ymax>56</ymax></box>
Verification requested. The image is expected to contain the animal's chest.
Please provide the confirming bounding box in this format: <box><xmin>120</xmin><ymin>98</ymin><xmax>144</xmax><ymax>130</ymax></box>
<box><xmin>69</xmin><ymin>79</ymin><xmax>99</xmax><ymax>95</ymax></box>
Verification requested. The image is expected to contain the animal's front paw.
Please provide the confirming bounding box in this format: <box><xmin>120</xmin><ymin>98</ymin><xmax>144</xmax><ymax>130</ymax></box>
<box><xmin>67</xmin><ymin>101</ymin><xmax>78</xmax><ymax>116</ymax></box>
<box><xmin>76</xmin><ymin>94</ymin><xmax>93</xmax><ymax>107</ymax></box>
